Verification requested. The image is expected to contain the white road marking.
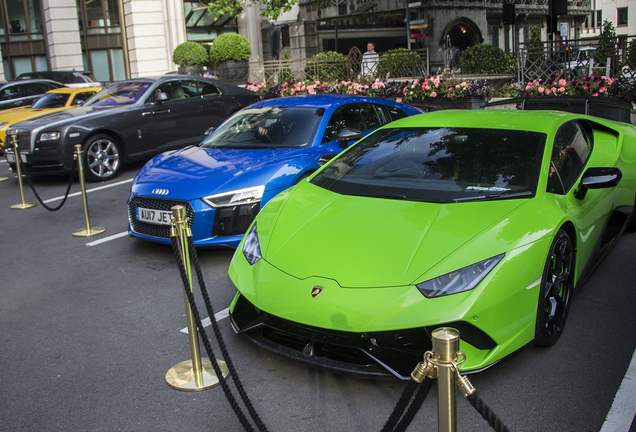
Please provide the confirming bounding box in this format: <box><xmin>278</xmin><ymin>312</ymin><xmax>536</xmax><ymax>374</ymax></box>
<box><xmin>600</xmin><ymin>348</ymin><xmax>636</xmax><ymax>432</ymax></box>
<box><xmin>180</xmin><ymin>307</ymin><xmax>230</xmax><ymax>333</ymax></box>
<box><xmin>43</xmin><ymin>178</ymin><xmax>133</xmax><ymax>203</ymax></box>
<box><xmin>86</xmin><ymin>231</ymin><xmax>129</xmax><ymax>246</ymax></box>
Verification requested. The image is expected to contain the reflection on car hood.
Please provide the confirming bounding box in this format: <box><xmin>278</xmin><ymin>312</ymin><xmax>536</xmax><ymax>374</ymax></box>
<box><xmin>264</xmin><ymin>182</ymin><xmax>528</xmax><ymax>288</ymax></box>
<box><xmin>10</xmin><ymin>105</ymin><xmax>124</xmax><ymax>129</ymax></box>
<box><xmin>132</xmin><ymin>146</ymin><xmax>297</xmax><ymax>199</ymax></box>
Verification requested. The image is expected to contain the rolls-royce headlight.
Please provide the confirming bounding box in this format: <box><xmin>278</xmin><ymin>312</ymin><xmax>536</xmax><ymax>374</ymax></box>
<box><xmin>203</xmin><ymin>185</ymin><xmax>264</xmax><ymax>208</ymax></box>
<box><xmin>243</xmin><ymin>224</ymin><xmax>262</xmax><ymax>265</ymax></box>
<box><xmin>416</xmin><ymin>254</ymin><xmax>504</xmax><ymax>298</ymax></box>
<box><xmin>39</xmin><ymin>132</ymin><xmax>61</xmax><ymax>141</ymax></box>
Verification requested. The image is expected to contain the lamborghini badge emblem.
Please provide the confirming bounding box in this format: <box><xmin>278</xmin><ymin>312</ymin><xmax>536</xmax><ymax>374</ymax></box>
<box><xmin>311</xmin><ymin>286</ymin><xmax>324</xmax><ymax>298</ymax></box>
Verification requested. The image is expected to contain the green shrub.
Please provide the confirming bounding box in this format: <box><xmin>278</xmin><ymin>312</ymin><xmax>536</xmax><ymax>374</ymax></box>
<box><xmin>209</xmin><ymin>33</ymin><xmax>252</xmax><ymax>63</ymax></box>
<box><xmin>172</xmin><ymin>41</ymin><xmax>209</xmax><ymax>66</ymax></box>
<box><xmin>304</xmin><ymin>51</ymin><xmax>349</xmax><ymax>83</ymax></box>
<box><xmin>459</xmin><ymin>44</ymin><xmax>517</xmax><ymax>74</ymax></box>
<box><xmin>596</xmin><ymin>20</ymin><xmax>619</xmax><ymax>68</ymax></box>
<box><xmin>378</xmin><ymin>48</ymin><xmax>422</xmax><ymax>78</ymax></box>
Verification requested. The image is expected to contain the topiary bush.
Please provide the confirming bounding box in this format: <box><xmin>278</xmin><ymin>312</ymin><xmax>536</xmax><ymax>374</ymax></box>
<box><xmin>304</xmin><ymin>51</ymin><xmax>349</xmax><ymax>83</ymax></box>
<box><xmin>172</xmin><ymin>41</ymin><xmax>209</xmax><ymax>66</ymax></box>
<box><xmin>378</xmin><ymin>48</ymin><xmax>422</xmax><ymax>78</ymax></box>
<box><xmin>209</xmin><ymin>33</ymin><xmax>252</xmax><ymax>63</ymax></box>
<box><xmin>459</xmin><ymin>44</ymin><xmax>517</xmax><ymax>75</ymax></box>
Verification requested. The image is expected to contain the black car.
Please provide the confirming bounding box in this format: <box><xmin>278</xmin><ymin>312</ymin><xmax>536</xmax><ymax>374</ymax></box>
<box><xmin>0</xmin><ymin>79</ymin><xmax>64</xmax><ymax>111</ymax></box>
<box><xmin>13</xmin><ymin>70</ymin><xmax>99</xmax><ymax>87</ymax></box>
<box><xmin>4</xmin><ymin>75</ymin><xmax>260</xmax><ymax>181</ymax></box>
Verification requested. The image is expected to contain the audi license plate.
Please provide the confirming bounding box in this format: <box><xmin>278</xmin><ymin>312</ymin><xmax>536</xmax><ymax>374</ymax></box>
<box><xmin>136</xmin><ymin>207</ymin><xmax>172</xmax><ymax>225</ymax></box>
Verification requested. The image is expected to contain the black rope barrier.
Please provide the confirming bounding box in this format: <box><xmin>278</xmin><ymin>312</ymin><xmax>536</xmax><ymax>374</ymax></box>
<box><xmin>170</xmin><ymin>237</ymin><xmax>265</xmax><ymax>432</ymax></box>
<box><xmin>18</xmin><ymin>156</ymin><xmax>78</xmax><ymax>211</ymax></box>
<box><xmin>466</xmin><ymin>392</ymin><xmax>511</xmax><ymax>432</ymax></box>
<box><xmin>187</xmin><ymin>237</ymin><xmax>269</xmax><ymax>432</ymax></box>
<box><xmin>381</xmin><ymin>381</ymin><xmax>418</xmax><ymax>432</ymax></box>
<box><xmin>393</xmin><ymin>378</ymin><xmax>434</xmax><ymax>432</ymax></box>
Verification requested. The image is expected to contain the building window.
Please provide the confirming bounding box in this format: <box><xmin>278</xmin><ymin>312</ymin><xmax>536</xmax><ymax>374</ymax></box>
<box><xmin>4</xmin><ymin>0</ymin><xmax>43</xmax><ymax>41</ymax></box>
<box><xmin>338</xmin><ymin>1</ymin><xmax>347</xmax><ymax>15</ymax></box>
<box><xmin>80</xmin><ymin>0</ymin><xmax>121</xmax><ymax>34</ymax></box>
<box><xmin>86</xmin><ymin>48</ymin><xmax>125</xmax><ymax>83</ymax></box>
<box><xmin>491</xmin><ymin>26</ymin><xmax>499</xmax><ymax>47</ymax></box>
<box><xmin>617</xmin><ymin>7</ymin><xmax>628</xmax><ymax>27</ymax></box>
<box><xmin>596</xmin><ymin>10</ymin><xmax>602</xmax><ymax>29</ymax></box>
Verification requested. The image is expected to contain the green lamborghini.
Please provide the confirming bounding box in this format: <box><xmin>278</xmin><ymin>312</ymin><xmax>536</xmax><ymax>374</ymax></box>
<box><xmin>228</xmin><ymin>107</ymin><xmax>636</xmax><ymax>379</ymax></box>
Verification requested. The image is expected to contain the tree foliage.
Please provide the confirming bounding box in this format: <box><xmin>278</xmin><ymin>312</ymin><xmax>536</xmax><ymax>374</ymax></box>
<box><xmin>595</xmin><ymin>19</ymin><xmax>619</xmax><ymax>67</ymax></box>
<box><xmin>207</xmin><ymin>0</ymin><xmax>297</xmax><ymax>21</ymax></box>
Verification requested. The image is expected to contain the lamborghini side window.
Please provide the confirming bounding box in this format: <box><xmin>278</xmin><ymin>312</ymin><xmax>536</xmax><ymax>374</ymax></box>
<box><xmin>547</xmin><ymin>121</ymin><xmax>591</xmax><ymax>194</ymax></box>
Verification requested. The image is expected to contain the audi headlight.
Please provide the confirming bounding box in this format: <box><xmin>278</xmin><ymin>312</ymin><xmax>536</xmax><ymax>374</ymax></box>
<box><xmin>0</xmin><ymin>122</ymin><xmax>8</xmax><ymax>128</ymax></box>
<box><xmin>39</xmin><ymin>132</ymin><xmax>61</xmax><ymax>141</ymax></box>
<box><xmin>243</xmin><ymin>224</ymin><xmax>262</xmax><ymax>265</ymax></box>
<box><xmin>416</xmin><ymin>254</ymin><xmax>504</xmax><ymax>298</ymax></box>
<box><xmin>203</xmin><ymin>185</ymin><xmax>264</xmax><ymax>208</ymax></box>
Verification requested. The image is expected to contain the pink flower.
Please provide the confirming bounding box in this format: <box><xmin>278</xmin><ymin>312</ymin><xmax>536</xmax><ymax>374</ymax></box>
<box><xmin>538</xmin><ymin>87</ymin><xmax>545</xmax><ymax>93</ymax></box>
<box><xmin>559</xmin><ymin>79</ymin><xmax>567</xmax><ymax>86</ymax></box>
<box><xmin>559</xmin><ymin>86</ymin><xmax>566</xmax><ymax>92</ymax></box>
<box><xmin>430</xmin><ymin>91</ymin><xmax>437</xmax><ymax>97</ymax></box>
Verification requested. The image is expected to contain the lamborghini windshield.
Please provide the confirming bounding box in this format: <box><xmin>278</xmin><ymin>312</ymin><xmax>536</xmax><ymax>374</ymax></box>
<box><xmin>200</xmin><ymin>107</ymin><xmax>324</xmax><ymax>149</ymax></box>
<box><xmin>311</xmin><ymin>127</ymin><xmax>546</xmax><ymax>203</ymax></box>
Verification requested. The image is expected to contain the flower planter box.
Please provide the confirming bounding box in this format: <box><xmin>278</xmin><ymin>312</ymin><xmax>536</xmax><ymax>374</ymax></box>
<box><xmin>216</xmin><ymin>60</ymin><xmax>249</xmax><ymax>85</ymax></box>
<box><xmin>178</xmin><ymin>65</ymin><xmax>204</xmax><ymax>76</ymax></box>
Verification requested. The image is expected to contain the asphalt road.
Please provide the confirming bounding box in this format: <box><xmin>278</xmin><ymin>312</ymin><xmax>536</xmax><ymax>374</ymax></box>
<box><xmin>1</xmin><ymin>158</ymin><xmax>635</xmax><ymax>432</ymax></box>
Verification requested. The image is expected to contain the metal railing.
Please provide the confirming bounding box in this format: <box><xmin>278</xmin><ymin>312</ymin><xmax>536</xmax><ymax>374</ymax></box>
<box><xmin>519</xmin><ymin>34</ymin><xmax>636</xmax><ymax>82</ymax></box>
<box><xmin>248</xmin><ymin>48</ymin><xmax>429</xmax><ymax>85</ymax></box>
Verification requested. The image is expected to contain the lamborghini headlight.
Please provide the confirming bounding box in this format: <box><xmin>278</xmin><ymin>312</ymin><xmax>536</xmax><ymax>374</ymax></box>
<box><xmin>416</xmin><ymin>254</ymin><xmax>504</xmax><ymax>298</ymax></box>
<box><xmin>243</xmin><ymin>223</ymin><xmax>262</xmax><ymax>265</ymax></box>
<box><xmin>203</xmin><ymin>185</ymin><xmax>264</xmax><ymax>208</ymax></box>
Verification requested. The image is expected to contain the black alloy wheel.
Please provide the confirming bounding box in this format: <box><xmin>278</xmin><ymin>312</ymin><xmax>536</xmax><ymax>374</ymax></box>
<box><xmin>83</xmin><ymin>134</ymin><xmax>121</xmax><ymax>181</ymax></box>
<box><xmin>535</xmin><ymin>229</ymin><xmax>575</xmax><ymax>346</ymax></box>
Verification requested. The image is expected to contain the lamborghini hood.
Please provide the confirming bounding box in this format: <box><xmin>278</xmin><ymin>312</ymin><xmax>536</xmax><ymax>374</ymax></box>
<box><xmin>262</xmin><ymin>182</ymin><xmax>529</xmax><ymax>288</ymax></box>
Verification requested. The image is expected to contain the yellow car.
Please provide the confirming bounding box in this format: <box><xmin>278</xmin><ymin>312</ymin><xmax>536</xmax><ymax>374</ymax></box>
<box><xmin>0</xmin><ymin>86</ymin><xmax>100</xmax><ymax>150</ymax></box>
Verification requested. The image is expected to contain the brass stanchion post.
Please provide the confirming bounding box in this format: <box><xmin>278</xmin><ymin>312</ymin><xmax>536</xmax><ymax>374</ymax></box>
<box><xmin>72</xmin><ymin>145</ymin><xmax>105</xmax><ymax>237</ymax></box>
<box><xmin>166</xmin><ymin>205</ymin><xmax>229</xmax><ymax>391</ymax></box>
<box><xmin>432</xmin><ymin>327</ymin><xmax>461</xmax><ymax>432</ymax></box>
<box><xmin>10</xmin><ymin>135</ymin><xmax>36</xmax><ymax>209</ymax></box>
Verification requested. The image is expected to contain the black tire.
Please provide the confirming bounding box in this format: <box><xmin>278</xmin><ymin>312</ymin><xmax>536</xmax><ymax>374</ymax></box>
<box><xmin>83</xmin><ymin>134</ymin><xmax>121</xmax><ymax>181</ymax></box>
<box><xmin>535</xmin><ymin>229</ymin><xmax>575</xmax><ymax>347</ymax></box>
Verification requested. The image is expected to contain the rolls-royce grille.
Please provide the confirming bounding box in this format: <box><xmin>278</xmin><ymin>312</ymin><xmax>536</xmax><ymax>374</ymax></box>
<box><xmin>6</xmin><ymin>132</ymin><xmax>31</xmax><ymax>153</ymax></box>
<box><xmin>128</xmin><ymin>196</ymin><xmax>193</xmax><ymax>239</ymax></box>
<box><xmin>212</xmin><ymin>202</ymin><xmax>260</xmax><ymax>237</ymax></box>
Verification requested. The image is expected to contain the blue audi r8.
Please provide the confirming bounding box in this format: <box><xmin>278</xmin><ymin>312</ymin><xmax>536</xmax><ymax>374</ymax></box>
<box><xmin>127</xmin><ymin>95</ymin><xmax>424</xmax><ymax>247</ymax></box>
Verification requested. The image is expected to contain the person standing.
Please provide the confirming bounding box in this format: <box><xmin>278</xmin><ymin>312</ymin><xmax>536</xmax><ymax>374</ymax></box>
<box><xmin>361</xmin><ymin>42</ymin><xmax>379</xmax><ymax>77</ymax></box>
